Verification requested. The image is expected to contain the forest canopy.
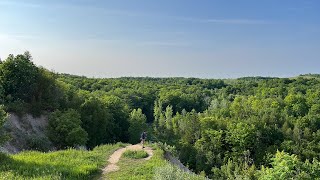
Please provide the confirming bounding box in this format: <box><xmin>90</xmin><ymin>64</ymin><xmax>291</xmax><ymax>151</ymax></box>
<box><xmin>1</xmin><ymin>52</ymin><xmax>320</xmax><ymax>179</ymax></box>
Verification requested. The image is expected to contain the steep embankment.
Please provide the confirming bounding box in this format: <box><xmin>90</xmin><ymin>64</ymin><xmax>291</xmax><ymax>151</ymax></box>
<box><xmin>164</xmin><ymin>151</ymin><xmax>191</xmax><ymax>173</ymax></box>
<box><xmin>0</xmin><ymin>113</ymin><xmax>51</xmax><ymax>153</ymax></box>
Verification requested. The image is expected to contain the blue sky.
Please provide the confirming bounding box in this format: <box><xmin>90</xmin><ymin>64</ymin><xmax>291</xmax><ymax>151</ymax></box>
<box><xmin>0</xmin><ymin>0</ymin><xmax>319</xmax><ymax>78</ymax></box>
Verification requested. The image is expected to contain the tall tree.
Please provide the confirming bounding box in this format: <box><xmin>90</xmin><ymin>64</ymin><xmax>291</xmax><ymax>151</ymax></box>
<box><xmin>0</xmin><ymin>52</ymin><xmax>38</xmax><ymax>103</ymax></box>
<box><xmin>80</xmin><ymin>96</ymin><xmax>113</xmax><ymax>148</ymax></box>
<box><xmin>47</xmin><ymin>109</ymin><xmax>88</xmax><ymax>148</ymax></box>
<box><xmin>128</xmin><ymin>108</ymin><xmax>147</xmax><ymax>144</ymax></box>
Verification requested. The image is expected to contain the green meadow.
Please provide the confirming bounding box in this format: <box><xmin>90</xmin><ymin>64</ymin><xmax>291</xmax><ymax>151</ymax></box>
<box><xmin>0</xmin><ymin>143</ymin><xmax>126</xmax><ymax>180</ymax></box>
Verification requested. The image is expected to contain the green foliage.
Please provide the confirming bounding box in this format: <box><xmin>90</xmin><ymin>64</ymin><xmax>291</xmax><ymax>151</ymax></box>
<box><xmin>157</xmin><ymin>142</ymin><xmax>178</xmax><ymax>157</ymax></box>
<box><xmin>26</xmin><ymin>135</ymin><xmax>52</xmax><ymax>152</ymax></box>
<box><xmin>154</xmin><ymin>164</ymin><xmax>207</xmax><ymax>180</ymax></box>
<box><xmin>212</xmin><ymin>159</ymin><xmax>256</xmax><ymax>180</ymax></box>
<box><xmin>152</xmin><ymin>77</ymin><xmax>320</xmax><ymax>178</ymax></box>
<box><xmin>106</xmin><ymin>147</ymin><xmax>167</xmax><ymax>179</ymax></box>
<box><xmin>47</xmin><ymin>109</ymin><xmax>88</xmax><ymax>148</ymax></box>
<box><xmin>102</xmin><ymin>95</ymin><xmax>130</xmax><ymax>142</ymax></box>
<box><xmin>79</xmin><ymin>96</ymin><xmax>113</xmax><ymax>148</ymax></box>
<box><xmin>284</xmin><ymin>93</ymin><xmax>308</xmax><ymax>117</ymax></box>
<box><xmin>0</xmin><ymin>105</ymin><xmax>8</xmax><ymax>145</ymax></box>
<box><xmin>106</xmin><ymin>144</ymin><xmax>204</xmax><ymax>180</ymax></box>
<box><xmin>0</xmin><ymin>143</ymin><xmax>126</xmax><ymax>180</ymax></box>
<box><xmin>5</xmin><ymin>100</ymin><xmax>27</xmax><ymax>116</ymax></box>
<box><xmin>225</xmin><ymin>122</ymin><xmax>257</xmax><ymax>159</ymax></box>
<box><xmin>257</xmin><ymin>151</ymin><xmax>320</xmax><ymax>180</ymax></box>
<box><xmin>2</xmin><ymin>52</ymin><xmax>320</xmax><ymax>178</ymax></box>
<box><xmin>0</xmin><ymin>52</ymin><xmax>65</xmax><ymax>115</ymax></box>
<box><xmin>0</xmin><ymin>52</ymin><xmax>38</xmax><ymax>103</ymax></box>
<box><xmin>159</xmin><ymin>88</ymin><xmax>205</xmax><ymax>114</ymax></box>
<box><xmin>195</xmin><ymin>129</ymin><xmax>224</xmax><ymax>172</ymax></box>
<box><xmin>123</xmin><ymin>150</ymin><xmax>148</xmax><ymax>159</ymax></box>
<box><xmin>128</xmin><ymin>108</ymin><xmax>148</xmax><ymax>144</ymax></box>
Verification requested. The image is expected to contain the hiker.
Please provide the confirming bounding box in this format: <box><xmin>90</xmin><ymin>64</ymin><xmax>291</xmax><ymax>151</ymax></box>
<box><xmin>140</xmin><ymin>131</ymin><xmax>147</xmax><ymax>148</ymax></box>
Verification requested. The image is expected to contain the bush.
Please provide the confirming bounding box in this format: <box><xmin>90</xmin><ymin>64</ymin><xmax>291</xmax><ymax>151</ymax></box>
<box><xmin>5</xmin><ymin>100</ymin><xmax>27</xmax><ymax>116</ymax></box>
<box><xmin>154</xmin><ymin>164</ymin><xmax>207</xmax><ymax>180</ymax></box>
<box><xmin>26</xmin><ymin>135</ymin><xmax>52</xmax><ymax>152</ymax></box>
<box><xmin>257</xmin><ymin>151</ymin><xmax>320</xmax><ymax>180</ymax></box>
<box><xmin>47</xmin><ymin>109</ymin><xmax>88</xmax><ymax>148</ymax></box>
<box><xmin>157</xmin><ymin>142</ymin><xmax>178</xmax><ymax>157</ymax></box>
<box><xmin>123</xmin><ymin>150</ymin><xmax>148</xmax><ymax>159</ymax></box>
<box><xmin>0</xmin><ymin>105</ymin><xmax>8</xmax><ymax>145</ymax></box>
<box><xmin>128</xmin><ymin>108</ymin><xmax>148</xmax><ymax>144</ymax></box>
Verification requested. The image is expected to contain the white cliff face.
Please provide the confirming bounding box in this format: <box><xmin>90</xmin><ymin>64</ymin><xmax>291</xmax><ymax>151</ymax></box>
<box><xmin>0</xmin><ymin>113</ymin><xmax>53</xmax><ymax>153</ymax></box>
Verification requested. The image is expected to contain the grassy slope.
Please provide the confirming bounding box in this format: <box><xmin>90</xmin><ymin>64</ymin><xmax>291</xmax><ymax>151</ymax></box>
<box><xmin>105</xmin><ymin>144</ymin><xmax>206</xmax><ymax>180</ymax></box>
<box><xmin>0</xmin><ymin>143</ymin><xmax>206</xmax><ymax>180</ymax></box>
<box><xmin>106</xmin><ymin>147</ymin><xmax>167</xmax><ymax>180</ymax></box>
<box><xmin>0</xmin><ymin>143</ymin><xmax>126</xmax><ymax>180</ymax></box>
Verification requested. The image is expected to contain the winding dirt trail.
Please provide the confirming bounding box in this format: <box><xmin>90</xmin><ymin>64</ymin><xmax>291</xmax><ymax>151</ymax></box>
<box><xmin>102</xmin><ymin>144</ymin><xmax>153</xmax><ymax>174</ymax></box>
<box><xmin>100</xmin><ymin>144</ymin><xmax>193</xmax><ymax>180</ymax></box>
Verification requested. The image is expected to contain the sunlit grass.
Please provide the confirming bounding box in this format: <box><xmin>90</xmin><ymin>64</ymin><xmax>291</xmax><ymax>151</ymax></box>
<box><xmin>105</xmin><ymin>144</ymin><xmax>206</xmax><ymax>180</ymax></box>
<box><xmin>106</xmin><ymin>147</ymin><xmax>166</xmax><ymax>180</ymax></box>
<box><xmin>0</xmin><ymin>143</ymin><xmax>205</xmax><ymax>180</ymax></box>
<box><xmin>123</xmin><ymin>150</ymin><xmax>148</xmax><ymax>159</ymax></box>
<box><xmin>0</xmin><ymin>143</ymin><xmax>126</xmax><ymax>180</ymax></box>
<box><xmin>154</xmin><ymin>164</ymin><xmax>207</xmax><ymax>180</ymax></box>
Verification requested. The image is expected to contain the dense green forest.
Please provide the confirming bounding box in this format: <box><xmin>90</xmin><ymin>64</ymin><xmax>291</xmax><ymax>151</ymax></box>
<box><xmin>1</xmin><ymin>52</ymin><xmax>320</xmax><ymax>179</ymax></box>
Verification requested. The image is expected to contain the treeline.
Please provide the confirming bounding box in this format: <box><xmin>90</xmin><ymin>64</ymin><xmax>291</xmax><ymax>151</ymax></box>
<box><xmin>153</xmin><ymin>76</ymin><xmax>320</xmax><ymax>178</ymax></box>
<box><xmin>57</xmin><ymin>74</ymin><xmax>225</xmax><ymax>122</ymax></box>
<box><xmin>1</xmin><ymin>52</ymin><xmax>320</xmax><ymax>178</ymax></box>
<box><xmin>0</xmin><ymin>52</ymin><xmax>224</xmax><ymax>149</ymax></box>
<box><xmin>0</xmin><ymin>53</ymin><xmax>130</xmax><ymax>148</ymax></box>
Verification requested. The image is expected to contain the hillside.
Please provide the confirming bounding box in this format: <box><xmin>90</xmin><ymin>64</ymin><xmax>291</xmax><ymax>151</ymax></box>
<box><xmin>0</xmin><ymin>143</ymin><xmax>125</xmax><ymax>179</ymax></box>
<box><xmin>299</xmin><ymin>74</ymin><xmax>320</xmax><ymax>79</ymax></box>
<box><xmin>1</xmin><ymin>53</ymin><xmax>320</xmax><ymax>179</ymax></box>
<box><xmin>0</xmin><ymin>143</ymin><xmax>205</xmax><ymax>180</ymax></box>
<box><xmin>0</xmin><ymin>113</ymin><xmax>51</xmax><ymax>153</ymax></box>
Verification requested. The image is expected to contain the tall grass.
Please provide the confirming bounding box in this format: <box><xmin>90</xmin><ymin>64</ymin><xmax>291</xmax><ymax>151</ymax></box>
<box><xmin>123</xmin><ymin>150</ymin><xmax>148</xmax><ymax>159</ymax></box>
<box><xmin>154</xmin><ymin>164</ymin><xmax>207</xmax><ymax>180</ymax></box>
<box><xmin>106</xmin><ymin>147</ymin><xmax>167</xmax><ymax>180</ymax></box>
<box><xmin>106</xmin><ymin>144</ymin><xmax>206</xmax><ymax>180</ymax></box>
<box><xmin>0</xmin><ymin>143</ymin><xmax>126</xmax><ymax>180</ymax></box>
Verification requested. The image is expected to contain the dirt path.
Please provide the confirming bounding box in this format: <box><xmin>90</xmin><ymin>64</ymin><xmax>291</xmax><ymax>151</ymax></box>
<box><xmin>102</xmin><ymin>144</ymin><xmax>153</xmax><ymax>174</ymax></box>
<box><xmin>100</xmin><ymin>144</ymin><xmax>192</xmax><ymax>179</ymax></box>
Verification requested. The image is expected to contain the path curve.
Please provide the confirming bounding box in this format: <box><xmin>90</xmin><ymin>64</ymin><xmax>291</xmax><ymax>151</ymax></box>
<box><xmin>102</xmin><ymin>144</ymin><xmax>153</xmax><ymax>174</ymax></box>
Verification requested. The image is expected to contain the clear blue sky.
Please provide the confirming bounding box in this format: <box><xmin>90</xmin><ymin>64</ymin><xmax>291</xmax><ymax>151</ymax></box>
<box><xmin>0</xmin><ymin>0</ymin><xmax>319</xmax><ymax>78</ymax></box>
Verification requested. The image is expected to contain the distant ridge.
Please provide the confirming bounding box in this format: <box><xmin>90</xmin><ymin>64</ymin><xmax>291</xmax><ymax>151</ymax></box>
<box><xmin>299</xmin><ymin>74</ymin><xmax>320</xmax><ymax>78</ymax></box>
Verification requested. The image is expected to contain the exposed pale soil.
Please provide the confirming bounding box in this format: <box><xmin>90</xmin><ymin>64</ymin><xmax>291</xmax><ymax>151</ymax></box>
<box><xmin>102</xmin><ymin>144</ymin><xmax>153</xmax><ymax>174</ymax></box>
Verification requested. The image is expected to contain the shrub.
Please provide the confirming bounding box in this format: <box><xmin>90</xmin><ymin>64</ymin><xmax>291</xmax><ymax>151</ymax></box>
<box><xmin>128</xmin><ymin>109</ymin><xmax>148</xmax><ymax>144</ymax></box>
<box><xmin>5</xmin><ymin>100</ymin><xmax>27</xmax><ymax>116</ymax></box>
<box><xmin>0</xmin><ymin>105</ymin><xmax>8</xmax><ymax>145</ymax></box>
<box><xmin>26</xmin><ymin>135</ymin><xmax>53</xmax><ymax>152</ymax></box>
<box><xmin>47</xmin><ymin>109</ymin><xmax>88</xmax><ymax>148</ymax></box>
<box><xmin>123</xmin><ymin>150</ymin><xmax>148</xmax><ymax>159</ymax></box>
<box><xmin>157</xmin><ymin>142</ymin><xmax>178</xmax><ymax>157</ymax></box>
<box><xmin>154</xmin><ymin>164</ymin><xmax>207</xmax><ymax>180</ymax></box>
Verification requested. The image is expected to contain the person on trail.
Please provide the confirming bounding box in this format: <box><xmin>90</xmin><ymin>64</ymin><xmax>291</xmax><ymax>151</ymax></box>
<box><xmin>140</xmin><ymin>131</ymin><xmax>147</xmax><ymax>148</ymax></box>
